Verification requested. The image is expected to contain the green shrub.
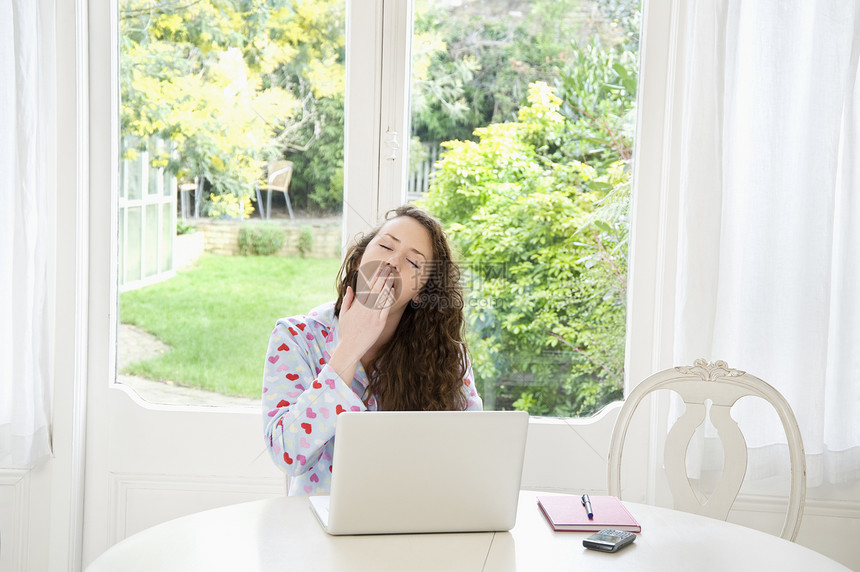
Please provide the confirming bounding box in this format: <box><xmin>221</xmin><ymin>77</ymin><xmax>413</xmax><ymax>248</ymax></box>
<box><xmin>237</xmin><ymin>223</ymin><xmax>284</xmax><ymax>256</ymax></box>
<box><xmin>297</xmin><ymin>225</ymin><xmax>314</xmax><ymax>258</ymax></box>
<box><xmin>176</xmin><ymin>220</ymin><xmax>196</xmax><ymax>235</ymax></box>
<box><xmin>421</xmin><ymin>81</ymin><xmax>630</xmax><ymax>417</ymax></box>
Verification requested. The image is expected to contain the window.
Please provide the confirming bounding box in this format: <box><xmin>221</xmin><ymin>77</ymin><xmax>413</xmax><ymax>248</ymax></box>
<box><xmin>406</xmin><ymin>0</ymin><xmax>641</xmax><ymax>416</ymax></box>
<box><xmin>116</xmin><ymin>0</ymin><xmax>347</xmax><ymax>406</ymax></box>
<box><xmin>113</xmin><ymin>0</ymin><xmax>642</xmax><ymax>416</ymax></box>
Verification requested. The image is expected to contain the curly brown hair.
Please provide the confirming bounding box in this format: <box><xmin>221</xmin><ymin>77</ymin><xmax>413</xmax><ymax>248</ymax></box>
<box><xmin>334</xmin><ymin>205</ymin><xmax>469</xmax><ymax>411</ymax></box>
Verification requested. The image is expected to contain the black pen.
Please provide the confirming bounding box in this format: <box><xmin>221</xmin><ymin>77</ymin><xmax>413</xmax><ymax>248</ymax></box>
<box><xmin>581</xmin><ymin>493</ymin><xmax>594</xmax><ymax>519</ymax></box>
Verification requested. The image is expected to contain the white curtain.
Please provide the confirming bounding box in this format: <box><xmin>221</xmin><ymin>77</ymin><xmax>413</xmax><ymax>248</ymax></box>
<box><xmin>673</xmin><ymin>0</ymin><xmax>860</xmax><ymax>487</ymax></box>
<box><xmin>0</xmin><ymin>0</ymin><xmax>56</xmax><ymax>468</ymax></box>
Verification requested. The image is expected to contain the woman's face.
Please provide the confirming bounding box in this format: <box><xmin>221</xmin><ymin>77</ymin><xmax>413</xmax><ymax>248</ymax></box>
<box><xmin>357</xmin><ymin>216</ymin><xmax>434</xmax><ymax>311</ymax></box>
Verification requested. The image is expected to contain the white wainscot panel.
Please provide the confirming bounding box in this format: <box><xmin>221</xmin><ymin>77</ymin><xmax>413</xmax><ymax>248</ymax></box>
<box><xmin>109</xmin><ymin>473</ymin><xmax>286</xmax><ymax>543</ymax></box>
<box><xmin>730</xmin><ymin>490</ymin><xmax>860</xmax><ymax>571</ymax></box>
<box><xmin>521</xmin><ymin>402</ymin><xmax>627</xmax><ymax>495</ymax></box>
<box><xmin>0</xmin><ymin>470</ymin><xmax>29</xmax><ymax>572</ymax></box>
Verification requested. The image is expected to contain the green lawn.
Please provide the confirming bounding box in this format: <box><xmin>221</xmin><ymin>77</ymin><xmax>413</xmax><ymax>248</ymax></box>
<box><xmin>120</xmin><ymin>254</ymin><xmax>341</xmax><ymax>397</ymax></box>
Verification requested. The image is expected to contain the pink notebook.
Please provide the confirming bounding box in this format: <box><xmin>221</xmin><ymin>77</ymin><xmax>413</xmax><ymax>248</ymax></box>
<box><xmin>536</xmin><ymin>495</ymin><xmax>641</xmax><ymax>532</ymax></box>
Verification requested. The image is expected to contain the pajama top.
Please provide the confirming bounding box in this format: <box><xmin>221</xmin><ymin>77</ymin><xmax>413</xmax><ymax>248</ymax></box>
<box><xmin>262</xmin><ymin>301</ymin><xmax>483</xmax><ymax>495</ymax></box>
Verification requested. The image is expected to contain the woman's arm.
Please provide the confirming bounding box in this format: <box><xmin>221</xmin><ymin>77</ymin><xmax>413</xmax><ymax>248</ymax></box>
<box><xmin>461</xmin><ymin>354</ymin><xmax>483</xmax><ymax>411</ymax></box>
<box><xmin>262</xmin><ymin>320</ymin><xmax>366</xmax><ymax>477</ymax></box>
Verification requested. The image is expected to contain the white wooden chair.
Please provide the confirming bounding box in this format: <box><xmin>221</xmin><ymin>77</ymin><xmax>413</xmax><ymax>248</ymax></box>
<box><xmin>607</xmin><ymin>359</ymin><xmax>806</xmax><ymax>540</ymax></box>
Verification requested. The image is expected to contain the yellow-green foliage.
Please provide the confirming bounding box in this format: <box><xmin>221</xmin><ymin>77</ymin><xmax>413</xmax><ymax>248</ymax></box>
<box><xmin>119</xmin><ymin>0</ymin><xmax>345</xmax><ymax>215</ymax></box>
<box><xmin>208</xmin><ymin>193</ymin><xmax>255</xmax><ymax>220</ymax></box>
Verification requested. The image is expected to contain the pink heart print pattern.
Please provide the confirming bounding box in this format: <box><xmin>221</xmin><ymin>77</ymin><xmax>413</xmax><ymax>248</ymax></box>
<box><xmin>262</xmin><ymin>301</ymin><xmax>483</xmax><ymax>496</ymax></box>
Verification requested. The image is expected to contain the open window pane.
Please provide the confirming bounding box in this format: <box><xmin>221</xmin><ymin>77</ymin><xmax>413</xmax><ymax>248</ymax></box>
<box><xmin>409</xmin><ymin>0</ymin><xmax>640</xmax><ymax>416</ymax></box>
<box><xmin>117</xmin><ymin>0</ymin><xmax>345</xmax><ymax>406</ymax></box>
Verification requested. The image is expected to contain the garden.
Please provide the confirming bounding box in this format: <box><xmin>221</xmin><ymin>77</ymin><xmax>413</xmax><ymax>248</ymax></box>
<box><xmin>119</xmin><ymin>0</ymin><xmax>640</xmax><ymax>416</ymax></box>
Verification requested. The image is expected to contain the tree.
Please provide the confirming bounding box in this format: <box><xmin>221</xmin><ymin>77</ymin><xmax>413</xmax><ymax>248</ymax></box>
<box><xmin>119</xmin><ymin>0</ymin><xmax>345</xmax><ymax>216</ymax></box>
<box><xmin>410</xmin><ymin>0</ymin><xmax>586</xmax><ymax>145</ymax></box>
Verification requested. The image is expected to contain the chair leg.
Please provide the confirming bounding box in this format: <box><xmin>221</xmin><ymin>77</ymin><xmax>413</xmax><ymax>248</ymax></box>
<box><xmin>285</xmin><ymin>192</ymin><xmax>294</xmax><ymax>220</ymax></box>
<box><xmin>194</xmin><ymin>178</ymin><xmax>202</xmax><ymax>219</ymax></box>
<box><xmin>255</xmin><ymin>184</ymin><xmax>265</xmax><ymax>220</ymax></box>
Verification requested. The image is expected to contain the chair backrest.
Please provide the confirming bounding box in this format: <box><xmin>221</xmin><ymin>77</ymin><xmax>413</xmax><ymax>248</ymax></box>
<box><xmin>607</xmin><ymin>359</ymin><xmax>806</xmax><ymax>541</ymax></box>
<box><xmin>267</xmin><ymin>160</ymin><xmax>293</xmax><ymax>191</ymax></box>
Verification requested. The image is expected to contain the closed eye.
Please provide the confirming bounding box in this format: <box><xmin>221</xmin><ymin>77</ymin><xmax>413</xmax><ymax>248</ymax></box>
<box><xmin>378</xmin><ymin>242</ymin><xmax>420</xmax><ymax>269</ymax></box>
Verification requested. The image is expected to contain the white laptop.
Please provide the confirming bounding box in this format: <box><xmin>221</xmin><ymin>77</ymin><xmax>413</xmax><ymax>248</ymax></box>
<box><xmin>308</xmin><ymin>410</ymin><xmax>529</xmax><ymax>535</ymax></box>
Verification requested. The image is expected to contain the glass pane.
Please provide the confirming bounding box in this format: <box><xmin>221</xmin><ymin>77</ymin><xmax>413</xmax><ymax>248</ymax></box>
<box><xmin>144</xmin><ymin>204</ymin><xmax>159</xmax><ymax>277</ymax></box>
<box><xmin>410</xmin><ymin>0</ymin><xmax>640</xmax><ymax>417</ymax></box>
<box><xmin>125</xmin><ymin>206</ymin><xmax>142</xmax><ymax>283</ymax></box>
<box><xmin>117</xmin><ymin>0</ymin><xmax>345</xmax><ymax>406</ymax></box>
<box><xmin>118</xmin><ymin>209</ymin><xmax>125</xmax><ymax>284</ymax></box>
<box><xmin>147</xmin><ymin>166</ymin><xmax>159</xmax><ymax>196</ymax></box>
<box><xmin>163</xmin><ymin>162</ymin><xmax>174</xmax><ymax>197</ymax></box>
<box><xmin>119</xmin><ymin>152</ymin><xmax>126</xmax><ymax>200</ymax></box>
<box><xmin>161</xmin><ymin>202</ymin><xmax>174</xmax><ymax>271</ymax></box>
<box><xmin>126</xmin><ymin>147</ymin><xmax>142</xmax><ymax>201</ymax></box>
<box><xmin>147</xmin><ymin>136</ymin><xmax>161</xmax><ymax>196</ymax></box>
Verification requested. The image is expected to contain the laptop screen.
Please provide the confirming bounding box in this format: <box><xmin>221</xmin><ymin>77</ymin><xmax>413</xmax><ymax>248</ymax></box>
<box><xmin>311</xmin><ymin>410</ymin><xmax>529</xmax><ymax>535</ymax></box>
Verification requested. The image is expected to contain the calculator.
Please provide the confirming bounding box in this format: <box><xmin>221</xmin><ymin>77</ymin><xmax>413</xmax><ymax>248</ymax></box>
<box><xmin>583</xmin><ymin>529</ymin><xmax>636</xmax><ymax>552</ymax></box>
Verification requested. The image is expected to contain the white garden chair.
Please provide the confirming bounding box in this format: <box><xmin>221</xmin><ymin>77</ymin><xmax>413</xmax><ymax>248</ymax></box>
<box><xmin>257</xmin><ymin>160</ymin><xmax>294</xmax><ymax>220</ymax></box>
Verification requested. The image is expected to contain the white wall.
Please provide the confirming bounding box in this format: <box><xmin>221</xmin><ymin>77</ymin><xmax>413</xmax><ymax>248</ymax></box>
<box><xmin>0</xmin><ymin>0</ymin><xmax>87</xmax><ymax>570</ymax></box>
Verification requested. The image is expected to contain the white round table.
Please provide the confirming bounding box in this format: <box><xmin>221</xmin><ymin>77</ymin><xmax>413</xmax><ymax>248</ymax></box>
<box><xmin>86</xmin><ymin>491</ymin><xmax>851</xmax><ymax>571</ymax></box>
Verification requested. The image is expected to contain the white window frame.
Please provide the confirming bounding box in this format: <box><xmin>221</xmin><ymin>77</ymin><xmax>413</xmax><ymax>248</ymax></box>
<box><xmin>70</xmin><ymin>5</ymin><xmax>685</xmax><ymax>404</ymax></box>
<box><xmin>343</xmin><ymin>0</ymin><xmax>683</xmax><ymax>500</ymax></box>
<box><xmin>343</xmin><ymin>0</ymin><xmax>413</xmax><ymax>242</ymax></box>
<box><xmin>624</xmin><ymin>0</ymin><xmax>686</xmax><ymax>388</ymax></box>
<box><xmin>358</xmin><ymin>0</ymin><xmax>681</xmax><ymax>396</ymax></box>
<box><xmin>52</xmin><ymin>0</ymin><xmax>685</xmax><ymax>564</ymax></box>
<box><xmin>349</xmin><ymin>0</ymin><xmax>683</xmax><ymax>389</ymax></box>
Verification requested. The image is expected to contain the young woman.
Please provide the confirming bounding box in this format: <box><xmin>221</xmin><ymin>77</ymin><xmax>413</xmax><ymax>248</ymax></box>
<box><xmin>262</xmin><ymin>205</ymin><xmax>482</xmax><ymax>495</ymax></box>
